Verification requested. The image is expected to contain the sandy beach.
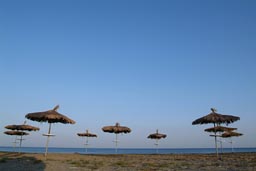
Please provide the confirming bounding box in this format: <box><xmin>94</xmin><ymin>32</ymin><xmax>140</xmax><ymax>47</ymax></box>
<box><xmin>0</xmin><ymin>152</ymin><xmax>255</xmax><ymax>171</ymax></box>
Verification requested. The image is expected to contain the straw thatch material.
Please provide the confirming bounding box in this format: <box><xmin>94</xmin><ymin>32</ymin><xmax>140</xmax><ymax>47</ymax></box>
<box><xmin>221</xmin><ymin>131</ymin><xmax>243</xmax><ymax>138</ymax></box>
<box><xmin>204</xmin><ymin>126</ymin><xmax>237</xmax><ymax>133</ymax></box>
<box><xmin>25</xmin><ymin>105</ymin><xmax>75</xmax><ymax>124</ymax></box>
<box><xmin>5</xmin><ymin>124</ymin><xmax>40</xmax><ymax>131</ymax></box>
<box><xmin>77</xmin><ymin>130</ymin><xmax>97</xmax><ymax>137</ymax></box>
<box><xmin>147</xmin><ymin>129</ymin><xmax>167</xmax><ymax>139</ymax></box>
<box><xmin>4</xmin><ymin>131</ymin><xmax>29</xmax><ymax>136</ymax></box>
<box><xmin>192</xmin><ymin>108</ymin><xmax>240</xmax><ymax>125</ymax></box>
<box><xmin>102</xmin><ymin>123</ymin><xmax>131</xmax><ymax>134</ymax></box>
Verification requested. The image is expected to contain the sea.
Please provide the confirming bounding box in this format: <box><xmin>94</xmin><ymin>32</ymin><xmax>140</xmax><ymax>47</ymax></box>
<box><xmin>0</xmin><ymin>147</ymin><xmax>256</xmax><ymax>154</ymax></box>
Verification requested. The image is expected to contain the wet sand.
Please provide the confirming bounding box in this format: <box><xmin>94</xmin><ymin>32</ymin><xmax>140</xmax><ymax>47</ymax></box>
<box><xmin>0</xmin><ymin>152</ymin><xmax>255</xmax><ymax>171</ymax></box>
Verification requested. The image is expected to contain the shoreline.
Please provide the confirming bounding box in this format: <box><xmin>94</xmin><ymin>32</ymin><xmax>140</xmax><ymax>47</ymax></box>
<box><xmin>1</xmin><ymin>146</ymin><xmax>255</xmax><ymax>155</ymax></box>
<box><xmin>1</xmin><ymin>152</ymin><xmax>256</xmax><ymax>171</ymax></box>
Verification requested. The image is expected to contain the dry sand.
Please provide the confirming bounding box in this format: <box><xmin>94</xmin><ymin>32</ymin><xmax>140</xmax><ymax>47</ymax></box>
<box><xmin>0</xmin><ymin>152</ymin><xmax>255</xmax><ymax>171</ymax></box>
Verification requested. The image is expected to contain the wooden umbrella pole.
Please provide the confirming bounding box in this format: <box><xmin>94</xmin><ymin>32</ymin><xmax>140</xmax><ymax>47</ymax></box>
<box><xmin>45</xmin><ymin>123</ymin><xmax>52</xmax><ymax>157</ymax></box>
<box><xmin>214</xmin><ymin>123</ymin><xmax>219</xmax><ymax>159</ymax></box>
<box><xmin>220</xmin><ymin>137</ymin><xmax>223</xmax><ymax>154</ymax></box>
<box><xmin>86</xmin><ymin>137</ymin><xmax>89</xmax><ymax>153</ymax></box>
<box><xmin>13</xmin><ymin>135</ymin><xmax>17</xmax><ymax>152</ymax></box>
<box><xmin>155</xmin><ymin>139</ymin><xmax>159</xmax><ymax>154</ymax></box>
<box><xmin>230</xmin><ymin>137</ymin><xmax>234</xmax><ymax>153</ymax></box>
<box><xmin>19</xmin><ymin>135</ymin><xmax>23</xmax><ymax>154</ymax></box>
<box><xmin>115</xmin><ymin>134</ymin><xmax>118</xmax><ymax>154</ymax></box>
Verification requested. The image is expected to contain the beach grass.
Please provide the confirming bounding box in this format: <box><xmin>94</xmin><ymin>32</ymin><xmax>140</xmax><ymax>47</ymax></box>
<box><xmin>0</xmin><ymin>152</ymin><xmax>255</xmax><ymax>171</ymax></box>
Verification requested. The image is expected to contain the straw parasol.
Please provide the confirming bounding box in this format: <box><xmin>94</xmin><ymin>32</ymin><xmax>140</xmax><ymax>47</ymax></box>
<box><xmin>77</xmin><ymin>129</ymin><xmax>97</xmax><ymax>153</ymax></box>
<box><xmin>147</xmin><ymin>129</ymin><xmax>167</xmax><ymax>153</ymax></box>
<box><xmin>102</xmin><ymin>122</ymin><xmax>131</xmax><ymax>153</ymax></box>
<box><xmin>192</xmin><ymin>108</ymin><xmax>240</xmax><ymax>158</ymax></box>
<box><xmin>205</xmin><ymin>126</ymin><xmax>237</xmax><ymax>154</ymax></box>
<box><xmin>5</xmin><ymin>122</ymin><xmax>40</xmax><ymax>132</ymax></box>
<box><xmin>221</xmin><ymin>131</ymin><xmax>243</xmax><ymax>152</ymax></box>
<box><xmin>4</xmin><ymin>131</ymin><xmax>29</xmax><ymax>153</ymax></box>
<box><xmin>25</xmin><ymin>105</ymin><xmax>75</xmax><ymax>156</ymax></box>
<box><xmin>5</xmin><ymin>121</ymin><xmax>40</xmax><ymax>153</ymax></box>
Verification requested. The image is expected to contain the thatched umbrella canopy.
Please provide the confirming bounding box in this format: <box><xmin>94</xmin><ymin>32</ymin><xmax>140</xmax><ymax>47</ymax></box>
<box><xmin>77</xmin><ymin>130</ymin><xmax>97</xmax><ymax>153</ymax></box>
<box><xmin>204</xmin><ymin>126</ymin><xmax>237</xmax><ymax>133</ymax></box>
<box><xmin>4</xmin><ymin>131</ymin><xmax>29</xmax><ymax>136</ymax></box>
<box><xmin>221</xmin><ymin>131</ymin><xmax>243</xmax><ymax>138</ymax></box>
<box><xmin>192</xmin><ymin>108</ymin><xmax>240</xmax><ymax>125</ymax></box>
<box><xmin>77</xmin><ymin>130</ymin><xmax>97</xmax><ymax>137</ymax></box>
<box><xmin>147</xmin><ymin>129</ymin><xmax>167</xmax><ymax>139</ymax></box>
<box><xmin>147</xmin><ymin>129</ymin><xmax>167</xmax><ymax>153</ymax></box>
<box><xmin>102</xmin><ymin>122</ymin><xmax>131</xmax><ymax>153</ymax></box>
<box><xmin>5</xmin><ymin>123</ymin><xmax>40</xmax><ymax>132</ymax></box>
<box><xmin>102</xmin><ymin>122</ymin><xmax>131</xmax><ymax>134</ymax></box>
<box><xmin>25</xmin><ymin>105</ymin><xmax>76</xmax><ymax>157</ymax></box>
<box><xmin>192</xmin><ymin>108</ymin><xmax>240</xmax><ymax>158</ymax></box>
<box><xmin>25</xmin><ymin>105</ymin><xmax>75</xmax><ymax>124</ymax></box>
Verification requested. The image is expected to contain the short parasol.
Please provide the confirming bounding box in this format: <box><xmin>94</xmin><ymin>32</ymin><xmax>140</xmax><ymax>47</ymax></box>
<box><xmin>205</xmin><ymin>126</ymin><xmax>237</xmax><ymax>154</ymax></box>
<box><xmin>5</xmin><ymin>121</ymin><xmax>39</xmax><ymax>153</ymax></box>
<box><xmin>4</xmin><ymin>131</ymin><xmax>29</xmax><ymax>153</ymax></box>
<box><xmin>102</xmin><ymin>122</ymin><xmax>131</xmax><ymax>154</ymax></box>
<box><xmin>77</xmin><ymin>129</ymin><xmax>97</xmax><ymax>153</ymax></box>
<box><xmin>221</xmin><ymin>131</ymin><xmax>243</xmax><ymax>153</ymax></box>
<box><xmin>147</xmin><ymin>129</ymin><xmax>167</xmax><ymax>153</ymax></box>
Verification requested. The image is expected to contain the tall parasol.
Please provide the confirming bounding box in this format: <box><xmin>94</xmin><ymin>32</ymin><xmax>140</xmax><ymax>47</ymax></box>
<box><xmin>25</xmin><ymin>105</ymin><xmax>75</xmax><ymax>156</ymax></box>
<box><xmin>4</xmin><ymin>131</ymin><xmax>29</xmax><ymax>153</ymax></box>
<box><xmin>192</xmin><ymin>108</ymin><xmax>240</xmax><ymax>158</ymax></box>
<box><xmin>77</xmin><ymin>129</ymin><xmax>97</xmax><ymax>153</ymax></box>
<box><xmin>102</xmin><ymin>122</ymin><xmax>131</xmax><ymax>154</ymax></box>
<box><xmin>147</xmin><ymin>129</ymin><xmax>167</xmax><ymax>153</ymax></box>
<box><xmin>5</xmin><ymin>121</ymin><xmax>39</xmax><ymax>152</ymax></box>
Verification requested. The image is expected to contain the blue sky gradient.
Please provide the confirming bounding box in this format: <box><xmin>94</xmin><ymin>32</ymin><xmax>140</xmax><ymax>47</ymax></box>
<box><xmin>1</xmin><ymin>0</ymin><xmax>256</xmax><ymax>148</ymax></box>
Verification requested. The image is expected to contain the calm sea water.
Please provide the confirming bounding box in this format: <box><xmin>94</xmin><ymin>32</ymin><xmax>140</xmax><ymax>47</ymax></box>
<box><xmin>0</xmin><ymin>146</ymin><xmax>255</xmax><ymax>154</ymax></box>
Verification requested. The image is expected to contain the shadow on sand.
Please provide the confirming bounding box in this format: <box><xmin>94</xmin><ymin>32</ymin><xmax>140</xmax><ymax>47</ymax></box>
<box><xmin>0</xmin><ymin>152</ymin><xmax>46</xmax><ymax>171</ymax></box>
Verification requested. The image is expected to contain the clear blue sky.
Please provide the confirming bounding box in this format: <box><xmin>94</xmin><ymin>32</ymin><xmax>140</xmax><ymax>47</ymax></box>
<box><xmin>1</xmin><ymin>0</ymin><xmax>256</xmax><ymax>148</ymax></box>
